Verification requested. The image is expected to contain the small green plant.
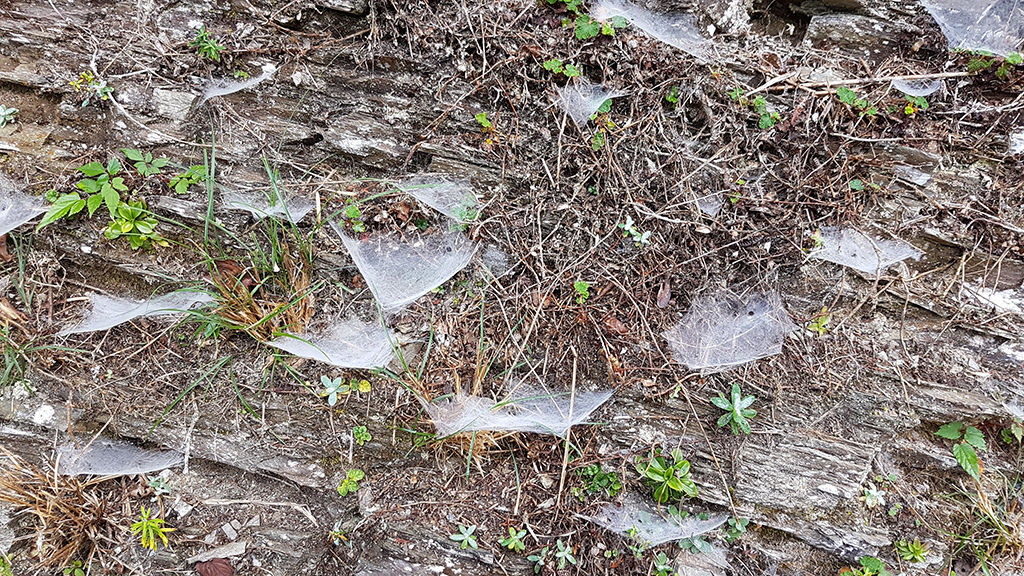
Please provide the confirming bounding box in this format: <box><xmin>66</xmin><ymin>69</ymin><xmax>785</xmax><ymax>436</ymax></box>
<box><xmin>618</xmin><ymin>215</ymin><xmax>651</xmax><ymax>246</ymax></box>
<box><xmin>847</xmin><ymin>556</ymin><xmax>892</xmax><ymax>576</ymax></box>
<box><xmin>553</xmin><ymin>539</ymin><xmax>576</xmax><ymax>569</ymax></box>
<box><xmin>353</xmin><ymin>425</ymin><xmax>371</xmax><ymax>446</ymax></box>
<box><xmin>121</xmin><ymin>149</ymin><xmax>168</xmax><ymax>177</ymax></box>
<box><xmin>131</xmin><ymin>506</ymin><xmax>174</xmax><ymax>551</ymax></box>
<box><xmin>1001</xmin><ymin>419</ymin><xmax>1023</xmax><ymax>444</ymax></box>
<box><xmin>61</xmin><ymin>560</ymin><xmax>84</xmax><ymax>576</ymax></box>
<box><xmin>542</xmin><ymin>58</ymin><xmax>580</xmax><ymax>78</ymax></box>
<box><xmin>653</xmin><ymin>551</ymin><xmax>675</xmax><ymax>576</ymax></box>
<box><xmin>807</xmin><ymin>306</ymin><xmax>830</xmax><ymax>337</ymax></box>
<box><xmin>894</xmin><ymin>538</ymin><xmax>928</xmax><ymax>563</ymax></box>
<box><xmin>572</xmin><ymin>463</ymin><xmax>622</xmax><ymax>500</ymax></box>
<box><xmin>752</xmin><ymin>95</ymin><xmax>781</xmax><ymax>128</ymax></box>
<box><xmin>336</xmin><ymin>469</ymin><xmax>364</xmax><ymax>496</ymax></box>
<box><xmin>835</xmin><ymin>86</ymin><xmax>877</xmax><ymax>116</ymax></box>
<box><xmin>450</xmin><ymin>524</ymin><xmax>478</xmax><ymax>550</ymax></box>
<box><xmin>527</xmin><ymin>546</ymin><xmax>550</xmax><ymax>573</ymax></box>
<box><xmin>728</xmin><ymin>88</ymin><xmax>781</xmax><ymax>128</ymax></box>
<box><xmin>573</xmin><ymin>280</ymin><xmax>590</xmax><ymax>305</ymax></box>
<box><xmin>320</xmin><ymin>376</ymin><xmax>369</xmax><ymax>405</ymax></box>
<box><xmin>860</xmin><ymin>482</ymin><xmax>886</xmax><ymax>509</ymax></box>
<box><xmin>233</xmin><ymin>69</ymin><xmax>250</xmax><ymax>79</ymax></box>
<box><xmin>168</xmin><ymin>165</ymin><xmax>208</xmax><ymax>194</ymax></box>
<box><xmin>190</xmin><ymin>26</ymin><xmax>225</xmax><ymax>61</ymax></box>
<box><xmin>903</xmin><ymin>95</ymin><xmax>929</xmax><ymax>115</ymax></box>
<box><xmin>665</xmin><ymin>86</ymin><xmax>680</xmax><ymax>108</ymax></box>
<box><xmin>678</xmin><ymin>533</ymin><xmax>712</xmax><ymax>554</ymax></box>
<box><xmin>69</xmin><ymin>71</ymin><xmax>112</xmax><ymax>107</ymax></box>
<box><xmin>710</xmin><ymin>382</ymin><xmax>756</xmax><ymax>435</ymax></box>
<box><xmin>104</xmin><ymin>198</ymin><xmax>167</xmax><ymax>250</ymax></box>
<box><xmin>635</xmin><ymin>447</ymin><xmax>698</xmax><ymax>503</ymax></box>
<box><xmin>997</xmin><ymin>51</ymin><xmax>1023</xmax><ymax>78</ymax></box>
<box><xmin>499</xmin><ymin>527</ymin><xmax>527</xmax><ymax>552</ymax></box>
<box><xmin>474</xmin><ymin>112</ymin><xmax>493</xmax><ymax>132</ymax></box>
<box><xmin>591</xmin><ymin>130</ymin><xmax>606</xmax><ymax>151</ymax></box>
<box><xmin>38</xmin><ymin>157</ymin><xmax>128</xmax><ymax>230</ymax></box>
<box><xmin>966</xmin><ymin>55</ymin><xmax>991</xmax><ymax>72</ymax></box>
<box><xmin>0</xmin><ymin>105</ymin><xmax>18</xmax><ymax>127</ymax></box>
<box><xmin>935</xmin><ymin>422</ymin><xmax>986</xmax><ymax>480</ymax></box>
<box><xmin>147</xmin><ymin>475</ymin><xmax>172</xmax><ymax>496</ymax></box>
<box><xmin>724</xmin><ymin>516</ymin><xmax>749</xmax><ymax>543</ymax></box>
<box><xmin>341</xmin><ymin>203</ymin><xmax>366</xmax><ymax>233</ymax></box>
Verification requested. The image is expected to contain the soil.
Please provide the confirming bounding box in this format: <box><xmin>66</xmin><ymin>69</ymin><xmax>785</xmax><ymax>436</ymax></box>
<box><xmin>1</xmin><ymin>0</ymin><xmax>1023</xmax><ymax>575</ymax></box>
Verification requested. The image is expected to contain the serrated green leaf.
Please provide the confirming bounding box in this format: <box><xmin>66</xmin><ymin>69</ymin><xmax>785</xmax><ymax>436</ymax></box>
<box><xmin>963</xmin><ymin>426</ymin><xmax>986</xmax><ymax>451</ymax></box>
<box><xmin>543</xmin><ymin>59</ymin><xmax>563</xmax><ymax>73</ymax></box>
<box><xmin>122</xmin><ymin>148</ymin><xmax>144</xmax><ymax>162</ymax></box>
<box><xmin>107</xmin><ymin>157</ymin><xmax>121</xmax><ymax>175</ymax></box>
<box><xmin>151</xmin><ymin>158</ymin><xmax>168</xmax><ymax>168</ymax></box>
<box><xmin>111</xmin><ymin>177</ymin><xmax>127</xmax><ymax>191</ymax></box>
<box><xmin>953</xmin><ymin>442</ymin><xmax>980</xmax><ymax>480</ymax></box>
<box><xmin>37</xmin><ymin>193</ymin><xmax>84</xmax><ymax>229</ymax></box>
<box><xmin>563</xmin><ymin>63</ymin><xmax>580</xmax><ymax>77</ymax></box>
<box><xmin>86</xmin><ymin>193</ymin><xmax>104</xmax><ymax>216</ymax></box>
<box><xmin>574</xmin><ymin>15</ymin><xmax>600</xmax><ymax>40</ymax></box>
<box><xmin>102</xmin><ymin>187</ymin><xmax>121</xmax><ymax>218</ymax></box>
<box><xmin>77</xmin><ymin>179</ymin><xmax>101</xmax><ymax>194</ymax></box>
<box><xmin>78</xmin><ymin>162</ymin><xmax>105</xmax><ymax>176</ymax></box>
<box><xmin>936</xmin><ymin>422</ymin><xmax>964</xmax><ymax>440</ymax></box>
<box><xmin>596</xmin><ymin>98</ymin><xmax>612</xmax><ymax>114</ymax></box>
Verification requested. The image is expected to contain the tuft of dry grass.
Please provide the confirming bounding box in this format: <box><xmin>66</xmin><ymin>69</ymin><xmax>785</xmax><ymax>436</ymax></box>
<box><xmin>0</xmin><ymin>446</ymin><xmax>123</xmax><ymax>571</ymax></box>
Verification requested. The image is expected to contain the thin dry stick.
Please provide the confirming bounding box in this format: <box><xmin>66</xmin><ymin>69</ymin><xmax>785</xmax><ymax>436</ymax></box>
<box><xmin>673</xmin><ymin>374</ymin><xmax>740</xmax><ymax>521</ymax></box>
<box><xmin>555</xmin><ymin>347</ymin><xmax>578</xmax><ymax>509</ymax></box>
<box><xmin>793</xmin><ymin>71</ymin><xmax>972</xmax><ymax>89</ymax></box>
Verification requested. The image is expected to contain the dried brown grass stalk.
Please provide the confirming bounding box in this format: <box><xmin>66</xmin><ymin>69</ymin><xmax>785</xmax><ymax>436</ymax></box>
<box><xmin>0</xmin><ymin>446</ymin><xmax>118</xmax><ymax>570</ymax></box>
<box><xmin>209</xmin><ymin>238</ymin><xmax>313</xmax><ymax>342</ymax></box>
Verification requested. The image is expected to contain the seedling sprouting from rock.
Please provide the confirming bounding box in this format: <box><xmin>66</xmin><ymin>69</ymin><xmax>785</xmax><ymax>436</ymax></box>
<box><xmin>711</xmin><ymin>382</ymin><xmax>756</xmax><ymax>435</ymax></box>
<box><xmin>935</xmin><ymin>422</ymin><xmax>987</xmax><ymax>480</ymax></box>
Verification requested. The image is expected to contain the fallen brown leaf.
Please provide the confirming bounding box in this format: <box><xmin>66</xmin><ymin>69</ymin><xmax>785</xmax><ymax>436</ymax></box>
<box><xmin>603</xmin><ymin>314</ymin><xmax>629</xmax><ymax>336</ymax></box>
<box><xmin>195</xmin><ymin>558</ymin><xmax>233</xmax><ymax>576</ymax></box>
<box><xmin>0</xmin><ymin>234</ymin><xmax>11</xmax><ymax>263</ymax></box>
<box><xmin>656</xmin><ymin>280</ymin><xmax>671</xmax><ymax>308</ymax></box>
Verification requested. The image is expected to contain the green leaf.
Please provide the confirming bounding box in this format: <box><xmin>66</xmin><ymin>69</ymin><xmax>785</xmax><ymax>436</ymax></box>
<box><xmin>37</xmin><ymin>193</ymin><xmax>85</xmax><ymax>230</ymax></box>
<box><xmin>952</xmin><ymin>442</ymin><xmax>981</xmax><ymax>480</ymax></box>
<box><xmin>122</xmin><ymin>148</ymin><xmax>144</xmax><ymax>162</ymax></box>
<box><xmin>611</xmin><ymin>15</ymin><xmax>628</xmax><ymax>28</ymax></box>
<box><xmin>596</xmin><ymin>98</ymin><xmax>612</xmax><ymax>114</ymax></box>
<box><xmin>710</xmin><ymin>393</ymin><xmax>731</xmax><ymax>410</ymax></box>
<box><xmin>151</xmin><ymin>158</ymin><xmax>169</xmax><ymax>168</ymax></box>
<box><xmin>717</xmin><ymin>412</ymin><xmax>732</xmax><ymax>428</ymax></box>
<box><xmin>135</xmin><ymin>221</ymin><xmax>154</xmax><ymax>234</ymax></box>
<box><xmin>963</xmin><ymin>426</ymin><xmax>986</xmax><ymax>451</ymax></box>
<box><xmin>574</xmin><ymin>15</ymin><xmax>600</xmax><ymax>40</ymax></box>
<box><xmin>543</xmin><ymin>59</ymin><xmax>563</xmax><ymax>73</ymax></box>
<box><xmin>102</xmin><ymin>187</ymin><xmax>121</xmax><ymax>218</ymax></box>
<box><xmin>111</xmin><ymin>177</ymin><xmax>127</xmax><ymax>191</ymax></box>
<box><xmin>1007</xmin><ymin>52</ymin><xmax>1023</xmax><ymax>65</ymax></box>
<box><xmin>86</xmin><ymin>192</ymin><xmax>104</xmax><ymax>216</ymax></box>
<box><xmin>836</xmin><ymin>86</ymin><xmax>857</xmax><ymax>105</ymax></box>
<box><xmin>936</xmin><ymin>422</ymin><xmax>963</xmax><ymax>440</ymax></box>
<box><xmin>78</xmin><ymin>162</ymin><xmax>105</xmax><ymax>176</ymax></box>
<box><xmin>563</xmin><ymin>63</ymin><xmax>580</xmax><ymax>77</ymax></box>
<box><xmin>107</xmin><ymin>157</ymin><xmax>122</xmax><ymax>175</ymax></box>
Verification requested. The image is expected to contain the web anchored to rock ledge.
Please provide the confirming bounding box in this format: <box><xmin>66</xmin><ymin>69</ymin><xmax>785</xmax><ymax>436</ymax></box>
<box><xmin>425</xmin><ymin>383</ymin><xmax>613</xmax><ymax>438</ymax></box>
<box><xmin>664</xmin><ymin>290</ymin><xmax>795</xmax><ymax>373</ymax></box>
